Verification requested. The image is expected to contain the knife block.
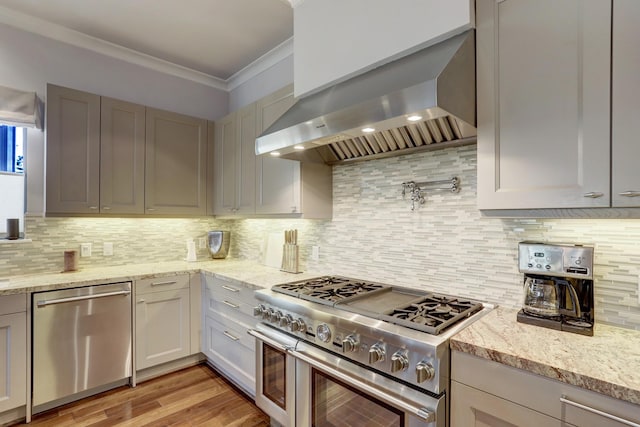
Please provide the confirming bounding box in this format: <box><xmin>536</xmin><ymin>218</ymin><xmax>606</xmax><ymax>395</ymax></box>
<box><xmin>281</xmin><ymin>243</ymin><xmax>301</xmax><ymax>274</ymax></box>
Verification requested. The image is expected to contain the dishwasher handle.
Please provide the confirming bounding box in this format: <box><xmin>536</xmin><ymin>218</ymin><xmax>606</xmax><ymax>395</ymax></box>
<box><xmin>36</xmin><ymin>290</ymin><xmax>131</xmax><ymax>307</ymax></box>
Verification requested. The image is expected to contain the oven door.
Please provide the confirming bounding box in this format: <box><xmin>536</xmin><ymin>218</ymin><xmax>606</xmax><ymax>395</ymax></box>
<box><xmin>249</xmin><ymin>324</ymin><xmax>297</xmax><ymax>427</ymax></box>
<box><xmin>292</xmin><ymin>341</ymin><xmax>445</xmax><ymax>427</ymax></box>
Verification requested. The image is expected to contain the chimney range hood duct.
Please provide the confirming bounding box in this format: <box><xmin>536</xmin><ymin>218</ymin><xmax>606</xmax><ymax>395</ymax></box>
<box><xmin>256</xmin><ymin>30</ymin><xmax>476</xmax><ymax>164</ymax></box>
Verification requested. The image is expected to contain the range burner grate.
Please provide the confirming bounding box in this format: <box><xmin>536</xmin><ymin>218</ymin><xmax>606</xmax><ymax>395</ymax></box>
<box><xmin>384</xmin><ymin>294</ymin><xmax>484</xmax><ymax>335</ymax></box>
<box><xmin>272</xmin><ymin>276</ymin><xmax>388</xmax><ymax>305</ymax></box>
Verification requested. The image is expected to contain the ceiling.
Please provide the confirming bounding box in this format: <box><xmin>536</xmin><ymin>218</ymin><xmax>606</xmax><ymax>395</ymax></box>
<box><xmin>0</xmin><ymin>0</ymin><xmax>293</xmax><ymax>86</ymax></box>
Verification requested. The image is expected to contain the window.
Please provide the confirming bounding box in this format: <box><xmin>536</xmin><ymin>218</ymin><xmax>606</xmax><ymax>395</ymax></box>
<box><xmin>0</xmin><ymin>125</ymin><xmax>23</xmax><ymax>173</ymax></box>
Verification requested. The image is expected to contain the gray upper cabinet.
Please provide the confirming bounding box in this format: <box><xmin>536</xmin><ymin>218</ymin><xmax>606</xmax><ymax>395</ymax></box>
<box><xmin>47</xmin><ymin>84</ymin><xmax>208</xmax><ymax>216</ymax></box>
<box><xmin>476</xmin><ymin>0</ymin><xmax>611</xmax><ymax>210</ymax></box>
<box><xmin>46</xmin><ymin>84</ymin><xmax>101</xmax><ymax>214</ymax></box>
<box><xmin>100</xmin><ymin>97</ymin><xmax>145</xmax><ymax>214</ymax></box>
<box><xmin>612</xmin><ymin>0</ymin><xmax>640</xmax><ymax>207</ymax></box>
<box><xmin>213</xmin><ymin>104</ymin><xmax>256</xmax><ymax>215</ymax></box>
<box><xmin>145</xmin><ymin>108</ymin><xmax>207</xmax><ymax>215</ymax></box>
<box><xmin>255</xmin><ymin>84</ymin><xmax>301</xmax><ymax>215</ymax></box>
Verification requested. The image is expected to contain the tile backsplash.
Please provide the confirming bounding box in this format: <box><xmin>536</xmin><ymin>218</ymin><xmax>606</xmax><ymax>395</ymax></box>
<box><xmin>1</xmin><ymin>144</ymin><xmax>639</xmax><ymax>330</ymax></box>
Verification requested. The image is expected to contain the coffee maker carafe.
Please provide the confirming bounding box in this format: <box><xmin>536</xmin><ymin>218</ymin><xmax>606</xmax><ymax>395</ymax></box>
<box><xmin>517</xmin><ymin>242</ymin><xmax>594</xmax><ymax>336</ymax></box>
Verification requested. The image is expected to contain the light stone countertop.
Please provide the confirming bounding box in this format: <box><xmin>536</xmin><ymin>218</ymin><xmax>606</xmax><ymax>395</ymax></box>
<box><xmin>450</xmin><ymin>307</ymin><xmax>640</xmax><ymax>406</ymax></box>
<box><xmin>0</xmin><ymin>259</ymin><xmax>321</xmax><ymax>294</ymax></box>
<box><xmin>3</xmin><ymin>262</ymin><xmax>639</xmax><ymax>408</ymax></box>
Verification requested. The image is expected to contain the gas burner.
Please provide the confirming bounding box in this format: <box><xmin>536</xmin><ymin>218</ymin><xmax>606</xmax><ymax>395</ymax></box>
<box><xmin>384</xmin><ymin>294</ymin><xmax>484</xmax><ymax>335</ymax></box>
<box><xmin>272</xmin><ymin>276</ymin><xmax>353</xmax><ymax>297</ymax></box>
<box><xmin>304</xmin><ymin>281</ymin><xmax>387</xmax><ymax>305</ymax></box>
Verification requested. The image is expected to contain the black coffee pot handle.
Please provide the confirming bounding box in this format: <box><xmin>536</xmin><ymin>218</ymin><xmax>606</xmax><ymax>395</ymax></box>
<box><xmin>557</xmin><ymin>279</ymin><xmax>582</xmax><ymax>318</ymax></box>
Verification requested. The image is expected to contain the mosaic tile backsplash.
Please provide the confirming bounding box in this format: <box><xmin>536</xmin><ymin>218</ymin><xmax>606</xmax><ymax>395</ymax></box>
<box><xmin>1</xmin><ymin>144</ymin><xmax>639</xmax><ymax>330</ymax></box>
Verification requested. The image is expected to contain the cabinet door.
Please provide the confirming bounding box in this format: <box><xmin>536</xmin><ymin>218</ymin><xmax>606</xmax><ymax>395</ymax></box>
<box><xmin>0</xmin><ymin>312</ymin><xmax>26</xmax><ymax>413</ymax></box>
<box><xmin>477</xmin><ymin>0</ymin><xmax>611</xmax><ymax>209</ymax></box>
<box><xmin>451</xmin><ymin>381</ymin><xmax>563</xmax><ymax>427</ymax></box>
<box><xmin>612</xmin><ymin>0</ymin><xmax>640</xmax><ymax>207</ymax></box>
<box><xmin>255</xmin><ymin>84</ymin><xmax>302</xmax><ymax>214</ymax></box>
<box><xmin>100</xmin><ymin>97</ymin><xmax>145</xmax><ymax>214</ymax></box>
<box><xmin>213</xmin><ymin>113</ymin><xmax>237</xmax><ymax>215</ymax></box>
<box><xmin>135</xmin><ymin>288</ymin><xmax>190</xmax><ymax>370</ymax></box>
<box><xmin>145</xmin><ymin>108</ymin><xmax>207</xmax><ymax>215</ymax></box>
<box><xmin>46</xmin><ymin>84</ymin><xmax>100</xmax><ymax>214</ymax></box>
<box><xmin>236</xmin><ymin>103</ymin><xmax>257</xmax><ymax>214</ymax></box>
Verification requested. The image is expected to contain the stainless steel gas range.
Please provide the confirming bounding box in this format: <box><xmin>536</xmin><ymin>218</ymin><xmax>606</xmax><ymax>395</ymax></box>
<box><xmin>249</xmin><ymin>276</ymin><xmax>494</xmax><ymax>427</ymax></box>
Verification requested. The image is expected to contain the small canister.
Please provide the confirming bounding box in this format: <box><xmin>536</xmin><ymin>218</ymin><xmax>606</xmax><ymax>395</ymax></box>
<box><xmin>6</xmin><ymin>218</ymin><xmax>19</xmax><ymax>240</ymax></box>
<box><xmin>63</xmin><ymin>250</ymin><xmax>78</xmax><ymax>272</ymax></box>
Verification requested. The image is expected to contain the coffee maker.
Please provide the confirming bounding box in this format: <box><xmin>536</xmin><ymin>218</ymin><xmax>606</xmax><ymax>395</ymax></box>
<box><xmin>517</xmin><ymin>242</ymin><xmax>594</xmax><ymax>336</ymax></box>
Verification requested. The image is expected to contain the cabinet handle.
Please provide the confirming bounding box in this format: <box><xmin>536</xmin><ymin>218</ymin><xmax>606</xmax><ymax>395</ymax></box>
<box><xmin>146</xmin><ymin>208</ymin><xmax>156</xmax><ymax>211</ymax></box>
<box><xmin>560</xmin><ymin>396</ymin><xmax>640</xmax><ymax>427</ymax></box>
<box><xmin>151</xmin><ymin>280</ymin><xmax>177</xmax><ymax>287</ymax></box>
<box><xmin>619</xmin><ymin>191</ymin><xmax>640</xmax><ymax>197</ymax></box>
<box><xmin>102</xmin><ymin>206</ymin><xmax>111</xmax><ymax>210</ymax></box>
<box><xmin>223</xmin><ymin>300</ymin><xmax>240</xmax><ymax>309</ymax></box>
<box><xmin>291</xmin><ymin>206</ymin><xmax>298</xmax><ymax>213</ymax></box>
<box><xmin>222</xmin><ymin>285</ymin><xmax>239</xmax><ymax>293</ymax></box>
<box><xmin>223</xmin><ymin>331</ymin><xmax>240</xmax><ymax>341</ymax></box>
<box><xmin>138</xmin><ymin>299</ymin><xmax>145</xmax><ymax>303</ymax></box>
<box><xmin>89</xmin><ymin>206</ymin><xmax>98</xmax><ymax>210</ymax></box>
<box><xmin>583</xmin><ymin>192</ymin><xmax>604</xmax><ymax>198</ymax></box>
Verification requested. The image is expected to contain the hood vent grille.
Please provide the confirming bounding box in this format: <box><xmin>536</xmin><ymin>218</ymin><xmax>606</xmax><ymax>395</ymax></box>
<box><xmin>326</xmin><ymin>116</ymin><xmax>475</xmax><ymax>163</ymax></box>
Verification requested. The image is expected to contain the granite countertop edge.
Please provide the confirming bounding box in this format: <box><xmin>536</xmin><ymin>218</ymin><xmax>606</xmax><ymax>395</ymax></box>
<box><xmin>450</xmin><ymin>307</ymin><xmax>640</xmax><ymax>407</ymax></box>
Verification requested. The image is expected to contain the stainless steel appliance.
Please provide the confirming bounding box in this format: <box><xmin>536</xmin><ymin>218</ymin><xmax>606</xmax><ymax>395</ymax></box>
<box><xmin>517</xmin><ymin>242</ymin><xmax>594</xmax><ymax>336</ymax></box>
<box><xmin>32</xmin><ymin>282</ymin><xmax>132</xmax><ymax>409</ymax></box>
<box><xmin>208</xmin><ymin>230</ymin><xmax>230</xmax><ymax>259</ymax></box>
<box><xmin>249</xmin><ymin>276</ymin><xmax>494</xmax><ymax>427</ymax></box>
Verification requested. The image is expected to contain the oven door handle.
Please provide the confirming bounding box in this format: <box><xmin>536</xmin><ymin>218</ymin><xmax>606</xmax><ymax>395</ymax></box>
<box><xmin>289</xmin><ymin>348</ymin><xmax>436</xmax><ymax>423</ymax></box>
<box><xmin>247</xmin><ymin>328</ymin><xmax>295</xmax><ymax>352</ymax></box>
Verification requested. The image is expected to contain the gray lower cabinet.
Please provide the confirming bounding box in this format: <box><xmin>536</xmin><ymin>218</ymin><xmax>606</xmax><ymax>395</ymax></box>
<box><xmin>0</xmin><ymin>295</ymin><xmax>27</xmax><ymax>419</ymax></box>
<box><xmin>476</xmin><ymin>0</ymin><xmax>611</xmax><ymax>210</ymax></box>
<box><xmin>135</xmin><ymin>275</ymin><xmax>191</xmax><ymax>370</ymax></box>
<box><xmin>451</xmin><ymin>351</ymin><xmax>640</xmax><ymax>427</ymax></box>
<box><xmin>201</xmin><ymin>275</ymin><xmax>257</xmax><ymax>396</ymax></box>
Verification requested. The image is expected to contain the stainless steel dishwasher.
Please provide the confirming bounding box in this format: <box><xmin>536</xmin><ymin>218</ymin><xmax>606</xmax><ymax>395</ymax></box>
<box><xmin>32</xmin><ymin>282</ymin><xmax>132</xmax><ymax>408</ymax></box>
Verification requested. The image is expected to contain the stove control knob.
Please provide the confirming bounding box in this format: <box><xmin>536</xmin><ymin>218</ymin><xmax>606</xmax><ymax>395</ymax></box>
<box><xmin>280</xmin><ymin>314</ymin><xmax>293</xmax><ymax>328</ymax></box>
<box><xmin>416</xmin><ymin>361</ymin><xmax>435</xmax><ymax>383</ymax></box>
<box><xmin>317</xmin><ymin>324</ymin><xmax>332</xmax><ymax>343</ymax></box>
<box><xmin>253</xmin><ymin>304</ymin><xmax>266</xmax><ymax>317</ymax></box>
<box><xmin>270</xmin><ymin>310</ymin><xmax>283</xmax><ymax>323</ymax></box>
<box><xmin>290</xmin><ymin>318</ymin><xmax>306</xmax><ymax>333</ymax></box>
<box><xmin>262</xmin><ymin>308</ymin><xmax>274</xmax><ymax>321</ymax></box>
<box><xmin>391</xmin><ymin>351</ymin><xmax>409</xmax><ymax>373</ymax></box>
<box><xmin>369</xmin><ymin>343</ymin><xmax>386</xmax><ymax>364</ymax></box>
<box><xmin>342</xmin><ymin>335</ymin><xmax>360</xmax><ymax>353</ymax></box>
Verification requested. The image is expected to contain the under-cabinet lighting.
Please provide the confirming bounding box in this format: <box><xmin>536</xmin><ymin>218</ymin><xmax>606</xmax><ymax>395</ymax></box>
<box><xmin>293</xmin><ymin>145</ymin><xmax>305</xmax><ymax>150</ymax></box>
<box><xmin>270</xmin><ymin>151</ymin><xmax>281</xmax><ymax>156</ymax></box>
<box><xmin>407</xmin><ymin>115</ymin><xmax>422</xmax><ymax>122</ymax></box>
<box><xmin>362</xmin><ymin>127</ymin><xmax>375</xmax><ymax>133</ymax></box>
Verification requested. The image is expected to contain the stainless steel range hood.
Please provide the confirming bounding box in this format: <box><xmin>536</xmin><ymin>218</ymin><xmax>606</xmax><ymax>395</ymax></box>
<box><xmin>256</xmin><ymin>30</ymin><xmax>476</xmax><ymax>164</ymax></box>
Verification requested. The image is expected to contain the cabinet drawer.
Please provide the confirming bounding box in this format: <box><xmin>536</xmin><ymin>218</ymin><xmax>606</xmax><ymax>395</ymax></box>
<box><xmin>208</xmin><ymin>312</ymin><xmax>254</xmax><ymax>353</ymax></box>
<box><xmin>136</xmin><ymin>274</ymin><xmax>189</xmax><ymax>295</ymax></box>
<box><xmin>205</xmin><ymin>291</ymin><xmax>257</xmax><ymax>324</ymax></box>
<box><xmin>205</xmin><ymin>275</ymin><xmax>258</xmax><ymax>305</ymax></box>
<box><xmin>0</xmin><ymin>294</ymin><xmax>26</xmax><ymax>315</ymax></box>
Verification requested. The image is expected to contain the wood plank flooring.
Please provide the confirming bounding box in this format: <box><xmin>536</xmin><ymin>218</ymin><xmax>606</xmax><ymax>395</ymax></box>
<box><xmin>12</xmin><ymin>364</ymin><xmax>270</xmax><ymax>427</ymax></box>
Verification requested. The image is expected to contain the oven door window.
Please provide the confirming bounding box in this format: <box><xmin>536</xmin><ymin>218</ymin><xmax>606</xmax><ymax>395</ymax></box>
<box><xmin>263</xmin><ymin>343</ymin><xmax>287</xmax><ymax>410</ymax></box>
<box><xmin>311</xmin><ymin>368</ymin><xmax>404</xmax><ymax>427</ymax></box>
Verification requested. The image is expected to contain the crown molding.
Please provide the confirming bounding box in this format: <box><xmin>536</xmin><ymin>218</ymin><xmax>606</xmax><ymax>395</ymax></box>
<box><xmin>0</xmin><ymin>6</ymin><xmax>228</xmax><ymax>90</ymax></box>
<box><xmin>226</xmin><ymin>37</ymin><xmax>293</xmax><ymax>91</ymax></box>
<box><xmin>283</xmin><ymin>0</ymin><xmax>306</xmax><ymax>7</ymax></box>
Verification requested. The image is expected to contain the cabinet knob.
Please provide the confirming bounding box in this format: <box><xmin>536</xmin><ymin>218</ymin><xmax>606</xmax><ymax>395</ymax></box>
<box><xmin>583</xmin><ymin>192</ymin><xmax>604</xmax><ymax>198</ymax></box>
<box><xmin>619</xmin><ymin>191</ymin><xmax>640</xmax><ymax>197</ymax></box>
<box><xmin>291</xmin><ymin>206</ymin><xmax>298</xmax><ymax>213</ymax></box>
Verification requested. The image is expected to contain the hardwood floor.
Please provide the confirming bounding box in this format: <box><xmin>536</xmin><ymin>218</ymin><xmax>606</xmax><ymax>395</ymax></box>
<box><xmin>12</xmin><ymin>364</ymin><xmax>270</xmax><ymax>427</ymax></box>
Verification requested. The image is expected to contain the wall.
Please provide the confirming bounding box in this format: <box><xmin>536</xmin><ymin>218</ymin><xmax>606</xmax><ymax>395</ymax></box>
<box><xmin>234</xmin><ymin>145</ymin><xmax>640</xmax><ymax>331</ymax></box>
<box><xmin>0</xmin><ymin>22</ymin><xmax>229</xmax><ymax>217</ymax></box>
<box><xmin>229</xmin><ymin>54</ymin><xmax>294</xmax><ymax>112</ymax></box>
<box><xmin>293</xmin><ymin>0</ymin><xmax>474</xmax><ymax>96</ymax></box>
